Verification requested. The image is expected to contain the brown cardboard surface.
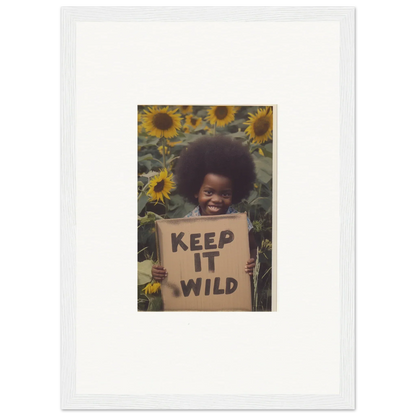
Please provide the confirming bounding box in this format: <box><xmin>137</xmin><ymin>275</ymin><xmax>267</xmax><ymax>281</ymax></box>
<box><xmin>156</xmin><ymin>213</ymin><xmax>252</xmax><ymax>311</ymax></box>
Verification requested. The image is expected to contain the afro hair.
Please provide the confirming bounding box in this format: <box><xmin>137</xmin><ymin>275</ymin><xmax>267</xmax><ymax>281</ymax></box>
<box><xmin>174</xmin><ymin>135</ymin><xmax>256</xmax><ymax>205</ymax></box>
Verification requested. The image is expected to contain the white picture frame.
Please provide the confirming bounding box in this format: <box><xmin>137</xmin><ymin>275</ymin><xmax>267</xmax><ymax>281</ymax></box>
<box><xmin>56</xmin><ymin>2</ymin><xmax>361</xmax><ymax>415</ymax></box>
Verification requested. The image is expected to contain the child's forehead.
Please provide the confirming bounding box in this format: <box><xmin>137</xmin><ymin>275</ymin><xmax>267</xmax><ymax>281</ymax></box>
<box><xmin>201</xmin><ymin>173</ymin><xmax>233</xmax><ymax>188</ymax></box>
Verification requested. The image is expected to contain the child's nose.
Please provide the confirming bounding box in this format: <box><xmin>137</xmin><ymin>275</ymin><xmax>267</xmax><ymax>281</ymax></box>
<box><xmin>211</xmin><ymin>194</ymin><xmax>222</xmax><ymax>202</ymax></box>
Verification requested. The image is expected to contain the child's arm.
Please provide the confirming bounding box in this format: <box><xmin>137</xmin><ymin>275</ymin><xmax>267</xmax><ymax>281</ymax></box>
<box><xmin>245</xmin><ymin>230</ymin><xmax>257</xmax><ymax>277</ymax></box>
<box><xmin>152</xmin><ymin>264</ymin><xmax>168</xmax><ymax>281</ymax></box>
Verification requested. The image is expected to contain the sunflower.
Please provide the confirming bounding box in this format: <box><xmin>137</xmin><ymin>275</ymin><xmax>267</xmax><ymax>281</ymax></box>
<box><xmin>146</xmin><ymin>168</ymin><xmax>175</xmax><ymax>203</ymax></box>
<box><xmin>167</xmin><ymin>139</ymin><xmax>181</xmax><ymax>147</ymax></box>
<box><xmin>185</xmin><ymin>114</ymin><xmax>202</xmax><ymax>129</ymax></box>
<box><xmin>206</xmin><ymin>106</ymin><xmax>236</xmax><ymax>127</ymax></box>
<box><xmin>244</xmin><ymin>107</ymin><xmax>273</xmax><ymax>144</ymax></box>
<box><xmin>138</xmin><ymin>124</ymin><xmax>146</xmax><ymax>136</ymax></box>
<box><xmin>183</xmin><ymin>125</ymin><xmax>190</xmax><ymax>134</ymax></box>
<box><xmin>143</xmin><ymin>281</ymin><xmax>161</xmax><ymax>295</ymax></box>
<box><xmin>137</xmin><ymin>113</ymin><xmax>146</xmax><ymax>135</ymax></box>
<box><xmin>142</xmin><ymin>106</ymin><xmax>182</xmax><ymax>139</ymax></box>
<box><xmin>158</xmin><ymin>145</ymin><xmax>170</xmax><ymax>156</ymax></box>
<box><xmin>178</xmin><ymin>105</ymin><xmax>193</xmax><ymax>115</ymax></box>
<box><xmin>204</xmin><ymin>126</ymin><xmax>214</xmax><ymax>135</ymax></box>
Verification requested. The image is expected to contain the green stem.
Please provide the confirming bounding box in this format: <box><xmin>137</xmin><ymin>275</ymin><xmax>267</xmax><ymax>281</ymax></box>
<box><xmin>162</xmin><ymin>137</ymin><xmax>167</xmax><ymax>169</ymax></box>
<box><xmin>168</xmin><ymin>156</ymin><xmax>180</xmax><ymax>164</ymax></box>
<box><xmin>152</xmin><ymin>158</ymin><xmax>164</xmax><ymax>167</ymax></box>
<box><xmin>260</xmin><ymin>266</ymin><xmax>272</xmax><ymax>280</ymax></box>
<box><xmin>213</xmin><ymin>123</ymin><xmax>216</xmax><ymax>136</ymax></box>
<box><xmin>164</xmin><ymin>200</ymin><xmax>169</xmax><ymax>219</ymax></box>
<box><xmin>138</xmin><ymin>246</ymin><xmax>148</xmax><ymax>255</ymax></box>
<box><xmin>138</xmin><ymin>182</ymin><xmax>150</xmax><ymax>198</ymax></box>
<box><xmin>252</xmin><ymin>251</ymin><xmax>260</xmax><ymax>311</ymax></box>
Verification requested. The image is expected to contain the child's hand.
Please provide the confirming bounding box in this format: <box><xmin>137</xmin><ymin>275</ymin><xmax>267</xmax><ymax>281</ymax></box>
<box><xmin>152</xmin><ymin>264</ymin><xmax>168</xmax><ymax>281</ymax></box>
<box><xmin>245</xmin><ymin>258</ymin><xmax>256</xmax><ymax>277</ymax></box>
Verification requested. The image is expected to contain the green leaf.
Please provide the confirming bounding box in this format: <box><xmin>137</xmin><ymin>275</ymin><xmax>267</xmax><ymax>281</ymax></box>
<box><xmin>246</xmin><ymin>190</ymin><xmax>258</xmax><ymax>204</ymax></box>
<box><xmin>138</xmin><ymin>211</ymin><xmax>163</xmax><ymax>225</ymax></box>
<box><xmin>173</xmin><ymin>131</ymin><xmax>186</xmax><ymax>139</ymax></box>
<box><xmin>138</xmin><ymin>297</ymin><xmax>149</xmax><ymax>311</ymax></box>
<box><xmin>194</xmin><ymin>121</ymin><xmax>208</xmax><ymax>132</ymax></box>
<box><xmin>259</xmin><ymin>183</ymin><xmax>272</xmax><ymax>197</ymax></box>
<box><xmin>138</xmin><ymin>154</ymin><xmax>154</xmax><ymax>162</ymax></box>
<box><xmin>228</xmin><ymin>118</ymin><xmax>246</xmax><ymax>127</ymax></box>
<box><xmin>166</xmin><ymin>155</ymin><xmax>179</xmax><ymax>165</ymax></box>
<box><xmin>138</xmin><ymin>160</ymin><xmax>152</xmax><ymax>171</ymax></box>
<box><xmin>140</xmin><ymin>171</ymin><xmax>160</xmax><ymax>179</ymax></box>
<box><xmin>252</xmin><ymin>197</ymin><xmax>271</xmax><ymax>213</ymax></box>
<box><xmin>181</xmin><ymin>134</ymin><xmax>203</xmax><ymax>144</ymax></box>
<box><xmin>138</xmin><ymin>193</ymin><xmax>150</xmax><ymax>215</ymax></box>
<box><xmin>169</xmin><ymin>201</ymin><xmax>196</xmax><ymax>218</ymax></box>
<box><xmin>137</xmin><ymin>260</ymin><xmax>153</xmax><ymax>285</ymax></box>
<box><xmin>167</xmin><ymin>193</ymin><xmax>184</xmax><ymax>209</ymax></box>
<box><xmin>223</xmin><ymin>131</ymin><xmax>247</xmax><ymax>140</ymax></box>
<box><xmin>252</xmin><ymin>152</ymin><xmax>272</xmax><ymax>184</ymax></box>
<box><xmin>264</xmin><ymin>143</ymin><xmax>273</xmax><ymax>153</ymax></box>
<box><xmin>167</xmin><ymin>194</ymin><xmax>195</xmax><ymax>218</ymax></box>
<box><xmin>138</xmin><ymin>136</ymin><xmax>159</xmax><ymax>147</ymax></box>
<box><xmin>252</xmin><ymin>146</ymin><xmax>273</xmax><ymax>158</ymax></box>
<box><xmin>138</xmin><ymin>154</ymin><xmax>164</xmax><ymax>168</ymax></box>
<box><xmin>138</xmin><ymin>283</ymin><xmax>151</xmax><ymax>311</ymax></box>
<box><xmin>195</xmin><ymin>108</ymin><xmax>208</xmax><ymax>118</ymax></box>
<box><xmin>138</xmin><ymin>225</ymin><xmax>153</xmax><ymax>245</ymax></box>
<box><xmin>147</xmin><ymin>294</ymin><xmax>163</xmax><ymax>311</ymax></box>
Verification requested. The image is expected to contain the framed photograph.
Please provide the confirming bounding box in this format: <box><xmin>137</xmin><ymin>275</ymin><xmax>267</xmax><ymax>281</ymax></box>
<box><xmin>61</xmin><ymin>7</ymin><xmax>355</xmax><ymax>409</ymax></box>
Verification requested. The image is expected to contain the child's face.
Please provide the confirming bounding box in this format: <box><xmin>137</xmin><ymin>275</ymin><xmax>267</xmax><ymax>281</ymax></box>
<box><xmin>195</xmin><ymin>173</ymin><xmax>233</xmax><ymax>216</ymax></box>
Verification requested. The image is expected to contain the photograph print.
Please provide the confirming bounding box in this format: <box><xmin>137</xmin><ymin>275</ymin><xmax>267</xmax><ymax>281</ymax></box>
<box><xmin>138</xmin><ymin>105</ymin><xmax>274</xmax><ymax>311</ymax></box>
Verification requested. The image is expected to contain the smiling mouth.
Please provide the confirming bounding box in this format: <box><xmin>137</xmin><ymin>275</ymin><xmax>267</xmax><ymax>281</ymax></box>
<box><xmin>207</xmin><ymin>205</ymin><xmax>222</xmax><ymax>213</ymax></box>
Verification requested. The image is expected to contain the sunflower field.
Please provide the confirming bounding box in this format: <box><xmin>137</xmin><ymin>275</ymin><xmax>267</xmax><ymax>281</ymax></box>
<box><xmin>138</xmin><ymin>105</ymin><xmax>274</xmax><ymax>311</ymax></box>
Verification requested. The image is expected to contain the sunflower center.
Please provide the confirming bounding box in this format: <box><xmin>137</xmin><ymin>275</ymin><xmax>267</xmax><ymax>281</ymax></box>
<box><xmin>214</xmin><ymin>106</ymin><xmax>228</xmax><ymax>120</ymax></box>
<box><xmin>152</xmin><ymin>113</ymin><xmax>173</xmax><ymax>131</ymax></box>
<box><xmin>154</xmin><ymin>179</ymin><xmax>165</xmax><ymax>193</ymax></box>
<box><xmin>191</xmin><ymin>117</ymin><xmax>197</xmax><ymax>126</ymax></box>
<box><xmin>253</xmin><ymin>116</ymin><xmax>270</xmax><ymax>136</ymax></box>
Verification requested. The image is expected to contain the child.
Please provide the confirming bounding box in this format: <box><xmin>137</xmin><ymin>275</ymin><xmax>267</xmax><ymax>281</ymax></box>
<box><xmin>152</xmin><ymin>135</ymin><xmax>257</xmax><ymax>281</ymax></box>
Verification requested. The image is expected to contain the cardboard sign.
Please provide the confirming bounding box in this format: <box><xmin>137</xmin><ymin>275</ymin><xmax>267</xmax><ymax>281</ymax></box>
<box><xmin>155</xmin><ymin>213</ymin><xmax>252</xmax><ymax>311</ymax></box>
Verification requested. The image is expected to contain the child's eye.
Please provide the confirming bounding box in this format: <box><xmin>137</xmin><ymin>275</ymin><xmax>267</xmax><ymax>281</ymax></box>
<box><xmin>222</xmin><ymin>192</ymin><xmax>231</xmax><ymax>198</ymax></box>
<box><xmin>204</xmin><ymin>190</ymin><xmax>213</xmax><ymax>195</ymax></box>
